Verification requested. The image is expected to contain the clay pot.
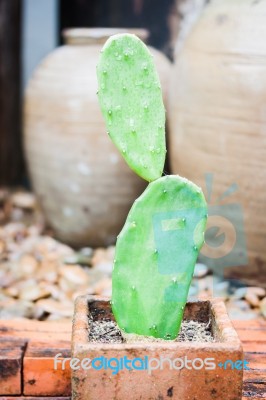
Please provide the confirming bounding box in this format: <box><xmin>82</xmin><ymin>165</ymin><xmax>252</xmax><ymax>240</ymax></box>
<box><xmin>168</xmin><ymin>0</ymin><xmax>266</xmax><ymax>286</ymax></box>
<box><xmin>72</xmin><ymin>295</ymin><xmax>243</xmax><ymax>400</ymax></box>
<box><xmin>24</xmin><ymin>28</ymin><xmax>171</xmax><ymax>247</ymax></box>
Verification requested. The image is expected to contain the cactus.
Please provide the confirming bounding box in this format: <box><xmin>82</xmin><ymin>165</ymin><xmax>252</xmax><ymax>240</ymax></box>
<box><xmin>111</xmin><ymin>176</ymin><xmax>207</xmax><ymax>339</ymax></box>
<box><xmin>97</xmin><ymin>34</ymin><xmax>207</xmax><ymax>340</ymax></box>
<box><xmin>97</xmin><ymin>34</ymin><xmax>166</xmax><ymax>182</ymax></box>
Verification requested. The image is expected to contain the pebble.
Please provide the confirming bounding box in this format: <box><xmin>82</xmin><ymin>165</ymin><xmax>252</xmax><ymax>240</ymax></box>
<box><xmin>212</xmin><ymin>280</ymin><xmax>230</xmax><ymax>300</ymax></box>
<box><xmin>91</xmin><ymin>247</ymin><xmax>114</xmax><ymax>266</ymax></box>
<box><xmin>64</xmin><ymin>248</ymin><xmax>93</xmax><ymax>266</ymax></box>
<box><xmin>0</xmin><ymin>188</ymin><xmax>9</xmax><ymax>203</ymax></box>
<box><xmin>34</xmin><ymin>236</ymin><xmax>74</xmax><ymax>259</ymax></box>
<box><xmin>19</xmin><ymin>254</ymin><xmax>38</xmax><ymax>276</ymax></box>
<box><xmin>93</xmin><ymin>277</ymin><xmax>112</xmax><ymax>296</ymax></box>
<box><xmin>198</xmin><ymin>291</ymin><xmax>210</xmax><ymax>300</ymax></box>
<box><xmin>91</xmin><ymin>248</ymin><xmax>106</xmax><ymax>266</ymax></box>
<box><xmin>76</xmin><ymin>247</ymin><xmax>94</xmax><ymax>265</ymax></box>
<box><xmin>11</xmin><ymin>207</ymin><xmax>24</xmax><ymax>221</ymax></box>
<box><xmin>229</xmin><ymin>299</ymin><xmax>250</xmax><ymax>311</ymax></box>
<box><xmin>0</xmin><ymin>239</ymin><xmax>5</xmax><ymax>255</ymax></box>
<box><xmin>80</xmin><ymin>247</ymin><xmax>93</xmax><ymax>257</ymax></box>
<box><xmin>59</xmin><ymin>265</ymin><xmax>90</xmax><ymax>286</ymax></box>
<box><xmin>94</xmin><ymin>261</ymin><xmax>113</xmax><ymax>276</ymax></box>
<box><xmin>232</xmin><ymin>287</ymin><xmax>247</xmax><ymax>300</ymax></box>
<box><xmin>32</xmin><ymin>305</ymin><xmax>46</xmax><ymax>320</ymax></box>
<box><xmin>58</xmin><ymin>276</ymin><xmax>75</xmax><ymax>295</ymax></box>
<box><xmin>0</xmin><ymin>270</ymin><xmax>17</xmax><ymax>288</ymax></box>
<box><xmin>36</xmin><ymin>298</ymin><xmax>74</xmax><ymax>318</ymax></box>
<box><xmin>247</xmin><ymin>287</ymin><xmax>266</xmax><ymax>298</ymax></box>
<box><xmin>260</xmin><ymin>297</ymin><xmax>266</xmax><ymax>318</ymax></box>
<box><xmin>41</xmin><ymin>283</ymin><xmax>66</xmax><ymax>301</ymax></box>
<box><xmin>226</xmin><ymin>299</ymin><xmax>258</xmax><ymax>320</ymax></box>
<box><xmin>194</xmin><ymin>263</ymin><xmax>208</xmax><ymax>278</ymax></box>
<box><xmin>188</xmin><ymin>283</ymin><xmax>199</xmax><ymax>298</ymax></box>
<box><xmin>11</xmin><ymin>192</ymin><xmax>36</xmax><ymax>209</ymax></box>
<box><xmin>245</xmin><ymin>292</ymin><xmax>260</xmax><ymax>308</ymax></box>
<box><xmin>106</xmin><ymin>246</ymin><xmax>115</xmax><ymax>260</ymax></box>
<box><xmin>3</xmin><ymin>222</ymin><xmax>27</xmax><ymax>239</ymax></box>
<box><xmin>5</xmin><ymin>285</ymin><xmax>19</xmax><ymax>298</ymax></box>
<box><xmin>197</xmin><ymin>275</ymin><xmax>213</xmax><ymax>292</ymax></box>
<box><xmin>0</xmin><ymin>299</ymin><xmax>35</xmax><ymax>319</ymax></box>
<box><xmin>0</xmin><ymin>289</ymin><xmax>10</xmax><ymax>302</ymax></box>
<box><xmin>18</xmin><ymin>279</ymin><xmax>51</xmax><ymax>301</ymax></box>
<box><xmin>226</xmin><ymin>305</ymin><xmax>258</xmax><ymax>321</ymax></box>
<box><xmin>36</xmin><ymin>261</ymin><xmax>58</xmax><ymax>283</ymax></box>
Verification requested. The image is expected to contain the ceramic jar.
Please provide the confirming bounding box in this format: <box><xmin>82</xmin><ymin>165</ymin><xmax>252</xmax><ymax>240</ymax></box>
<box><xmin>24</xmin><ymin>28</ymin><xmax>171</xmax><ymax>247</ymax></box>
<box><xmin>168</xmin><ymin>0</ymin><xmax>266</xmax><ymax>285</ymax></box>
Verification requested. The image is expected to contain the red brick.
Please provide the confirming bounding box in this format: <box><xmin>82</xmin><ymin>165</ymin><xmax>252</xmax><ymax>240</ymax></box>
<box><xmin>23</xmin><ymin>341</ymin><xmax>71</xmax><ymax>396</ymax></box>
<box><xmin>0</xmin><ymin>339</ymin><xmax>27</xmax><ymax>395</ymax></box>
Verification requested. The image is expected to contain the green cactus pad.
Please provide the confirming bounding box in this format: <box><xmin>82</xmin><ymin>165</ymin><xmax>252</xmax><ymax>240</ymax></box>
<box><xmin>97</xmin><ymin>34</ymin><xmax>166</xmax><ymax>182</ymax></box>
<box><xmin>112</xmin><ymin>175</ymin><xmax>207</xmax><ymax>340</ymax></box>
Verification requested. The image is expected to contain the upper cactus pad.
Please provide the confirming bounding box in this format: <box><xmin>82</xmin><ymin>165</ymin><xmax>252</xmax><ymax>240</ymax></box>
<box><xmin>97</xmin><ymin>34</ymin><xmax>166</xmax><ymax>182</ymax></box>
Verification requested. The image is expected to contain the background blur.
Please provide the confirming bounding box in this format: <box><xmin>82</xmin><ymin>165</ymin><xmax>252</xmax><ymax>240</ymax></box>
<box><xmin>1</xmin><ymin>0</ymin><xmax>266</xmax><ymax>322</ymax></box>
<box><xmin>0</xmin><ymin>0</ymin><xmax>181</xmax><ymax>187</ymax></box>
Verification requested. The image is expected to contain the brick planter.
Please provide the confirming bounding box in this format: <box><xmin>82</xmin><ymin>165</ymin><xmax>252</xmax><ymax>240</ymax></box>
<box><xmin>71</xmin><ymin>295</ymin><xmax>244</xmax><ymax>400</ymax></box>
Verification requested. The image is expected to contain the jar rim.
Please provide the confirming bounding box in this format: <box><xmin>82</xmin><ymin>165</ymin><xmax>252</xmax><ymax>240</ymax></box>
<box><xmin>62</xmin><ymin>27</ymin><xmax>149</xmax><ymax>44</ymax></box>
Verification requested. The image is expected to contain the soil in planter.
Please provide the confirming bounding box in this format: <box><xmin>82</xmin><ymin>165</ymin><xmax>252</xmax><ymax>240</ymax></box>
<box><xmin>88</xmin><ymin>317</ymin><xmax>214</xmax><ymax>344</ymax></box>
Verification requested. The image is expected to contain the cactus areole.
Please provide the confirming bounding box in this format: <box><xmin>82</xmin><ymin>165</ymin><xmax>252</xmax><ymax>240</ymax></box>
<box><xmin>97</xmin><ymin>34</ymin><xmax>207</xmax><ymax>340</ymax></box>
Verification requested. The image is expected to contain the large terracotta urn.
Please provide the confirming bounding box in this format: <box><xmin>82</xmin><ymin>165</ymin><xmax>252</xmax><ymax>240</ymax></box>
<box><xmin>168</xmin><ymin>0</ymin><xmax>266</xmax><ymax>286</ymax></box>
<box><xmin>24</xmin><ymin>28</ymin><xmax>170</xmax><ymax>247</ymax></box>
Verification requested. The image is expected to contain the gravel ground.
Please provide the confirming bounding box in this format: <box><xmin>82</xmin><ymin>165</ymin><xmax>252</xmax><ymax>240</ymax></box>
<box><xmin>0</xmin><ymin>188</ymin><xmax>265</xmax><ymax>322</ymax></box>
